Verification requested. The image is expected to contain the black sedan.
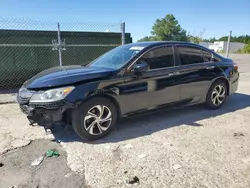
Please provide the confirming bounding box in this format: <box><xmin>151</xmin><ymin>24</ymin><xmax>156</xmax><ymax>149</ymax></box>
<box><xmin>17</xmin><ymin>41</ymin><xmax>239</xmax><ymax>140</ymax></box>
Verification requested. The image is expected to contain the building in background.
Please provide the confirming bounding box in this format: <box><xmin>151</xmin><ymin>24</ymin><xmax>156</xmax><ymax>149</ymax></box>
<box><xmin>199</xmin><ymin>42</ymin><xmax>214</xmax><ymax>50</ymax></box>
<box><xmin>200</xmin><ymin>41</ymin><xmax>245</xmax><ymax>53</ymax></box>
<box><xmin>213</xmin><ymin>41</ymin><xmax>245</xmax><ymax>53</ymax></box>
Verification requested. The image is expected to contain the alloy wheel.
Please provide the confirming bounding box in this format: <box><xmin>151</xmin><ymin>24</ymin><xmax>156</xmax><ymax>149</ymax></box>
<box><xmin>211</xmin><ymin>85</ymin><xmax>226</xmax><ymax>106</ymax></box>
<box><xmin>84</xmin><ymin>105</ymin><xmax>112</xmax><ymax>135</ymax></box>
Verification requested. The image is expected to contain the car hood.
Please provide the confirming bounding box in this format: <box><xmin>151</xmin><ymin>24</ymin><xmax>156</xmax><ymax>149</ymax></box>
<box><xmin>24</xmin><ymin>65</ymin><xmax>114</xmax><ymax>89</ymax></box>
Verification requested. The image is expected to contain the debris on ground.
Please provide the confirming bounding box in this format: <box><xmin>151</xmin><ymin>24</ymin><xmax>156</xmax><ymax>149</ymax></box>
<box><xmin>138</xmin><ymin>154</ymin><xmax>147</xmax><ymax>159</ymax></box>
<box><xmin>31</xmin><ymin>156</ymin><xmax>45</xmax><ymax>166</ymax></box>
<box><xmin>0</xmin><ymin>162</ymin><xmax>4</xmax><ymax>167</ymax></box>
<box><xmin>46</xmin><ymin>149</ymin><xmax>60</xmax><ymax>157</ymax></box>
<box><xmin>172</xmin><ymin>164</ymin><xmax>182</xmax><ymax>170</ymax></box>
<box><xmin>127</xmin><ymin>176</ymin><xmax>140</xmax><ymax>184</ymax></box>
<box><xmin>124</xmin><ymin>144</ymin><xmax>133</xmax><ymax>149</ymax></box>
<box><xmin>45</xmin><ymin>134</ymin><xmax>55</xmax><ymax>141</ymax></box>
<box><xmin>112</xmin><ymin>145</ymin><xmax>122</xmax><ymax>160</ymax></box>
<box><xmin>0</xmin><ymin>139</ymin><xmax>86</xmax><ymax>187</ymax></box>
<box><xmin>234</xmin><ymin>132</ymin><xmax>244</xmax><ymax>137</ymax></box>
<box><xmin>112</xmin><ymin>145</ymin><xmax>120</xmax><ymax>152</ymax></box>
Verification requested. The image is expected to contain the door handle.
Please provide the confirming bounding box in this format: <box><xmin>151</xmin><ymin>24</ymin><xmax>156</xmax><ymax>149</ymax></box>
<box><xmin>206</xmin><ymin>66</ymin><xmax>215</xmax><ymax>70</ymax></box>
<box><xmin>168</xmin><ymin>72</ymin><xmax>179</xmax><ymax>76</ymax></box>
<box><xmin>175</xmin><ymin>71</ymin><xmax>180</xmax><ymax>75</ymax></box>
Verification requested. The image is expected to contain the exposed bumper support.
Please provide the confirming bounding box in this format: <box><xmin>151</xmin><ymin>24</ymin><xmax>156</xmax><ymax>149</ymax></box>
<box><xmin>19</xmin><ymin>102</ymin><xmax>75</xmax><ymax>128</ymax></box>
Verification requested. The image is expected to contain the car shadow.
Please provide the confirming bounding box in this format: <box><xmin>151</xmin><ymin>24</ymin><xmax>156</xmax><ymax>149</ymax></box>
<box><xmin>50</xmin><ymin>93</ymin><xmax>250</xmax><ymax>144</ymax></box>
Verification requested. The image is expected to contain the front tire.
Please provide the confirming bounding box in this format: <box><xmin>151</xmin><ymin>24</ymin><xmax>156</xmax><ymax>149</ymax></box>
<box><xmin>72</xmin><ymin>97</ymin><xmax>118</xmax><ymax>140</ymax></box>
<box><xmin>206</xmin><ymin>80</ymin><xmax>227</xmax><ymax>109</ymax></box>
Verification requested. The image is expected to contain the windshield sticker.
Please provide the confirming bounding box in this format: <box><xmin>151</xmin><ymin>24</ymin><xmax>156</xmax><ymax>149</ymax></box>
<box><xmin>129</xmin><ymin>46</ymin><xmax>145</xmax><ymax>51</ymax></box>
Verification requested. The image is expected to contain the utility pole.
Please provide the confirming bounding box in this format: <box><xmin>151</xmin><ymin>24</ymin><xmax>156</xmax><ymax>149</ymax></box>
<box><xmin>57</xmin><ymin>23</ymin><xmax>62</xmax><ymax>66</ymax></box>
<box><xmin>226</xmin><ymin>30</ymin><xmax>232</xmax><ymax>58</ymax></box>
<box><xmin>121</xmin><ymin>22</ymin><xmax>125</xmax><ymax>45</ymax></box>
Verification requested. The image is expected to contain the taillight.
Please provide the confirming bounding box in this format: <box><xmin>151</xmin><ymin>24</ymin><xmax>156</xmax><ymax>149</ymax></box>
<box><xmin>233</xmin><ymin>62</ymin><xmax>238</xmax><ymax>71</ymax></box>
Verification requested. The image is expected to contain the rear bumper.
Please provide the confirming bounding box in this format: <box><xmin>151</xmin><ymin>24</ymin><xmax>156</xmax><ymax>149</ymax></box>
<box><xmin>230</xmin><ymin>81</ymin><xmax>238</xmax><ymax>95</ymax></box>
<box><xmin>229</xmin><ymin>74</ymin><xmax>239</xmax><ymax>95</ymax></box>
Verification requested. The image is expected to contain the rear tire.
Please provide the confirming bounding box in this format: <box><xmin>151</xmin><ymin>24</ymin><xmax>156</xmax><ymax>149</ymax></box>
<box><xmin>206</xmin><ymin>80</ymin><xmax>227</xmax><ymax>109</ymax></box>
<box><xmin>71</xmin><ymin>97</ymin><xmax>118</xmax><ymax>140</ymax></box>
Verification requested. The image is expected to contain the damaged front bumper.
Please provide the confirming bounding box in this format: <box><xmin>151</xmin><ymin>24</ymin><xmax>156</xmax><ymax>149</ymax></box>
<box><xmin>19</xmin><ymin>99</ymin><xmax>75</xmax><ymax>128</ymax></box>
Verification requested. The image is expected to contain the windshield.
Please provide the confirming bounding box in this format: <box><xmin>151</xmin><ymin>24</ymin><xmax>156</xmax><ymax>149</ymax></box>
<box><xmin>89</xmin><ymin>45</ymin><xmax>144</xmax><ymax>70</ymax></box>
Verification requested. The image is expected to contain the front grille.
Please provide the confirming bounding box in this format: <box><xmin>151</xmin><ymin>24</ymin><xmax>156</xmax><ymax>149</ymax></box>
<box><xmin>30</xmin><ymin>101</ymin><xmax>65</xmax><ymax>110</ymax></box>
<box><xmin>34</xmin><ymin>108</ymin><xmax>46</xmax><ymax>114</ymax></box>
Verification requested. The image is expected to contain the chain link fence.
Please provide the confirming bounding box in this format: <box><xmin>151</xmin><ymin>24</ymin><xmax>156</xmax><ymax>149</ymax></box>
<box><xmin>0</xmin><ymin>18</ymin><xmax>131</xmax><ymax>96</ymax></box>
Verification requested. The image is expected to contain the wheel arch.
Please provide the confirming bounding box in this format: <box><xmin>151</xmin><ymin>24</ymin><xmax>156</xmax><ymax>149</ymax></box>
<box><xmin>85</xmin><ymin>91</ymin><xmax>122</xmax><ymax>119</ymax></box>
<box><xmin>201</xmin><ymin>76</ymin><xmax>230</xmax><ymax>103</ymax></box>
<box><xmin>210</xmin><ymin>77</ymin><xmax>230</xmax><ymax>95</ymax></box>
<box><xmin>70</xmin><ymin>91</ymin><xmax>120</xmax><ymax>140</ymax></box>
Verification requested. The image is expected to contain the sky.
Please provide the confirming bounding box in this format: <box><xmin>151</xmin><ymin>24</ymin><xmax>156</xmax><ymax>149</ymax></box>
<box><xmin>0</xmin><ymin>0</ymin><xmax>250</xmax><ymax>41</ymax></box>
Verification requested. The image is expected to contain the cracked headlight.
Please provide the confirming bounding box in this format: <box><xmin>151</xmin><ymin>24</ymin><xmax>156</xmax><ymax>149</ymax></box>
<box><xmin>30</xmin><ymin>86</ymin><xmax>74</xmax><ymax>103</ymax></box>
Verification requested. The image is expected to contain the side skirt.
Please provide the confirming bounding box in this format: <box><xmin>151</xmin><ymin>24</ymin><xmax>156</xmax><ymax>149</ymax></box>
<box><xmin>122</xmin><ymin>99</ymin><xmax>203</xmax><ymax>118</ymax></box>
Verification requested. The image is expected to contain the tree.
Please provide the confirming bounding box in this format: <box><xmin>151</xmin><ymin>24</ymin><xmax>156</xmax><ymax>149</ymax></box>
<box><xmin>202</xmin><ymin>37</ymin><xmax>216</xmax><ymax>43</ymax></box>
<box><xmin>238</xmin><ymin>43</ymin><xmax>250</xmax><ymax>53</ymax></box>
<box><xmin>218</xmin><ymin>36</ymin><xmax>228</xmax><ymax>42</ymax></box>
<box><xmin>213</xmin><ymin>35</ymin><xmax>250</xmax><ymax>43</ymax></box>
<box><xmin>243</xmin><ymin>43</ymin><xmax>250</xmax><ymax>53</ymax></box>
<box><xmin>188</xmin><ymin>35</ymin><xmax>201</xmax><ymax>44</ymax></box>
<box><xmin>137</xmin><ymin>36</ymin><xmax>156</xmax><ymax>42</ymax></box>
<box><xmin>138</xmin><ymin>14</ymin><xmax>188</xmax><ymax>42</ymax></box>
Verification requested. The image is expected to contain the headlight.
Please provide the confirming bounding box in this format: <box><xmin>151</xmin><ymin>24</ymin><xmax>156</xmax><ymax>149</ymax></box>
<box><xmin>30</xmin><ymin>86</ymin><xmax>75</xmax><ymax>103</ymax></box>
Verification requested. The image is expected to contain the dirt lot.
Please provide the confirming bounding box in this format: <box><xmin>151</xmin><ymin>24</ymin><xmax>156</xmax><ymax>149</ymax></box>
<box><xmin>0</xmin><ymin>54</ymin><xmax>250</xmax><ymax>188</ymax></box>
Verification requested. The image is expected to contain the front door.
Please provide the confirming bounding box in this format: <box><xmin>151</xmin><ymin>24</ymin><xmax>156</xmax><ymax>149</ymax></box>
<box><xmin>118</xmin><ymin>45</ymin><xmax>181</xmax><ymax>114</ymax></box>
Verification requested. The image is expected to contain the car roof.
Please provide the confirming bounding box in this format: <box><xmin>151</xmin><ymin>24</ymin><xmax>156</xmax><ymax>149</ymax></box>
<box><xmin>125</xmin><ymin>41</ymin><xmax>203</xmax><ymax>48</ymax></box>
<box><xmin>123</xmin><ymin>41</ymin><xmax>224</xmax><ymax>60</ymax></box>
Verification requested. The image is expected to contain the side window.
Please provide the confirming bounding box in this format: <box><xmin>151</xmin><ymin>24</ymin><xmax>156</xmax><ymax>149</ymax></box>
<box><xmin>203</xmin><ymin>50</ymin><xmax>212</xmax><ymax>62</ymax></box>
<box><xmin>139</xmin><ymin>46</ymin><xmax>174</xmax><ymax>70</ymax></box>
<box><xmin>178</xmin><ymin>46</ymin><xmax>204</xmax><ymax>65</ymax></box>
<box><xmin>203</xmin><ymin>50</ymin><xmax>222</xmax><ymax>62</ymax></box>
<box><xmin>213</xmin><ymin>56</ymin><xmax>221</xmax><ymax>62</ymax></box>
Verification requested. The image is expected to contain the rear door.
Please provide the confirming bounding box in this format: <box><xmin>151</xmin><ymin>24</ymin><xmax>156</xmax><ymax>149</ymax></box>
<box><xmin>175</xmin><ymin>45</ymin><xmax>216</xmax><ymax>103</ymax></box>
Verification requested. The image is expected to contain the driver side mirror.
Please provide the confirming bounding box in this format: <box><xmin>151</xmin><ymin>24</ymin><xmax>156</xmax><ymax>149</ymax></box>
<box><xmin>132</xmin><ymin>62</ymin><xmax>149</xmax><ymax>74</ymax></box>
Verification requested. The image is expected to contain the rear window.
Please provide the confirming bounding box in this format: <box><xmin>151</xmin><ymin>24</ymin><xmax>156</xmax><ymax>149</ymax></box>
<box><xmin>177</xmin><ymin>46</ymin><xmax>204</xmax><ymax>65</ymax></box>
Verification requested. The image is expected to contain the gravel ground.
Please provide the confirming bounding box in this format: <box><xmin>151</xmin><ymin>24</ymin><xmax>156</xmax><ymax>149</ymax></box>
<box><xmin>0</xmin><ymin>55</ymin><xmax>250</xmax><ymax>188</ymax></box>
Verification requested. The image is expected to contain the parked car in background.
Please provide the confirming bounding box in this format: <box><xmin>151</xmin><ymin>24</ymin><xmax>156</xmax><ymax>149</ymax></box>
<box><xmin>17</xmin><ymin>42</ymin><xmax>239</xmax><ymax>140</ymax></box>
